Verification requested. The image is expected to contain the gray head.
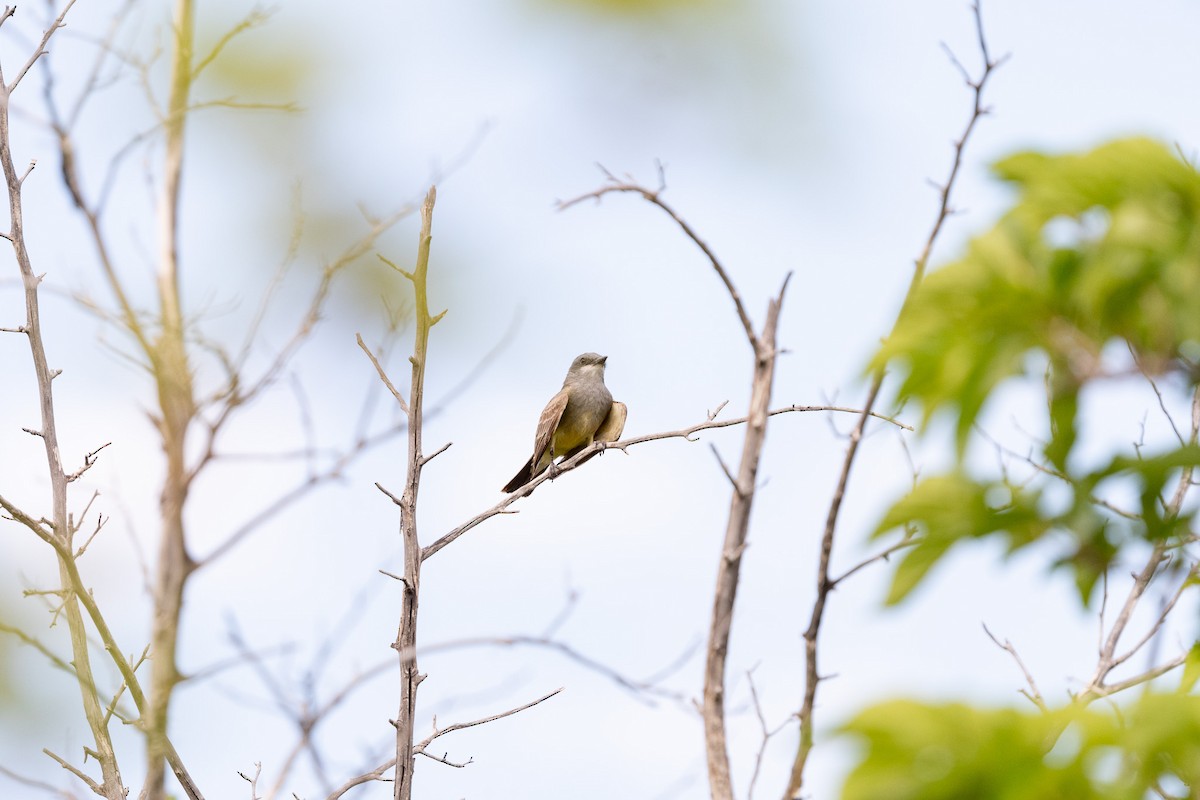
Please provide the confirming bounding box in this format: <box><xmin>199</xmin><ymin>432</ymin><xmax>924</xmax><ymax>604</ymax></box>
<box><xmin>565</xmin><ymin>352</ymin><xmax>607</xmax><ymax>380</ymax></box>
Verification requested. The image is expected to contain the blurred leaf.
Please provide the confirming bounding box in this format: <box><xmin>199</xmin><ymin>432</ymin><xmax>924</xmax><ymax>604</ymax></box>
<box><xmin>840</xmin><ymin>701</ymin><xmax>1092</xmax><ymax>800</ymax></box>
<box><xmin>1179</xmin><ymin>644</ymin><xmax>1200</xmax><ymax>694</ymax></box>
<box><xmin>1119</xmin><ymin>694</ymin><xmax>1200</xmax><ymax>792</ymax></box>
<box><xmin>873</xmin><ymin>473</ymin><xmax>1052</xmax><ymax>604</ymax></box>
<box><xmin>201</xmin><ymin>11</ymin><xmax>315</xmax><ymax>102</ymax></box>
<box><xmin>841</xmin><ymin>695</ymin><xmax>1200</xmax><ymax>800</ymax></box>
<box><xmin>876</xmin><ymin>445</ymin><xmax>1200</xmax><ymax>607</ymax></box>
<box><xmin>1083</xmin><ymin>444</ymin><xmax>1200</xmax><ymax>540</ymax></box>
<box><xmin>872</xmin><ymin>227</ymin><xmax>1047</xmax><ymax>457</ymax></box>
<box><xmin>875</xmin><ymin>137</ymin><xmax>1200</xmax><ymax>466</ymax></box>
<box><xmin>1045</xmin><ymin>356</ymin><xmax>1078</xmax><ymax>472</ymax></box>
<box><xmin>871</xmin><ymin>137</ymin><xmax>1200</xmax><ymax>607</ymax></box>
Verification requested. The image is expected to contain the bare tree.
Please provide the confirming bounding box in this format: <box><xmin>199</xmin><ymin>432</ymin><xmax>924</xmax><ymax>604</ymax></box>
<box><xmin>5</xmin><ymin>1</ymin><xmax>414</xmax><ymax>796</ymax></box>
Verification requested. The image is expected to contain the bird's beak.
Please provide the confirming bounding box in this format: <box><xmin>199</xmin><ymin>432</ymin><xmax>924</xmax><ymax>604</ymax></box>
<box><xmin>599</xmin><ymin>355</ymin><xmax>608</xmax><ymax>364</ymax></box>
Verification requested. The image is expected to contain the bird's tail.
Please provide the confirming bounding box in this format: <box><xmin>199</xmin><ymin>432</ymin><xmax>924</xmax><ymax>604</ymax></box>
<box><xmin>502</xmin><ymin>457</ymin><xmax>536</xmax><ymax>494</ymax></box>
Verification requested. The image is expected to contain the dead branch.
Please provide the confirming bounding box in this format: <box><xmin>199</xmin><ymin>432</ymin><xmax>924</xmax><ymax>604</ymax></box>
<box><xmin>0</xmin><ymin>763</ymin><xmax>80</xmax><ymax>799</ymax></box>
<box><xmin>702</xmin><ymin>275</ymin><xmax>789</xmax><ymax>800</ymax></box>
<box><xmin>559</xmin><ymin>161</ymin><xmax>758</xmax><ymax>349</ymax></box>
<box><xmin>413</xmin><ymin>687</ymin><xmax>562</xmax><ymax>756</ymax></box>
<box><xmin>389</xmin><ymin>186</ymin><xmax>438</xmax><ymax>800</ymax></box>
<box><xmin>982</xmin><ymin>623</ymin><xmax>1046</xmax><ymax>710</ymax></box>
<box><xmin>787</xmin><ymin>4</ymin><xmax>1006</xmax><ymax>796</ymax></box>
<box><xmin>357</xmin><ymin>332</ymin><xmax>410</xmax><ymax>413</ymax></box>
<box><xmin>0</xmin><ymin>3</ymin><xmax>129</xmax><ymax>794</ymax></box>
<box><xmin>418</xmin><ymin>634</ymin><xmax>689</xmax><ymax>705</ymax></box>
<box><xmin>42</xmin><ymin>750</ymin><xmax>102</xmax><ymax>796</ymax></box>
<box><xmin>421</xmin><ymin>400</ymin><xmax>905</xmax><ymax>561</ymax></box>
<box><xmin>746</xmin><ymin>670</ymin><xmax>792</xmax><ymax>800</ymax></box>
<box><xmin>324</xmin><ymin>757</ymin><xmax>394</xmax><ymax>800</ymax></box>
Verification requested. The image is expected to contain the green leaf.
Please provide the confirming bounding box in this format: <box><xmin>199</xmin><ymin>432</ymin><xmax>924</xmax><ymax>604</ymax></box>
<box><xmin>840</xmin><ymin>702</ymin><xmax>1092</xmax><ymax>800</ymax></box>
<box><xmin>874</xmin><ymin>473</ymin><xmax>1052</xmax><ymax>604</ymax></box>
<box><xmin>875</xmin><ymin>137</ymin><xmax>1200</xmax><ymax>467</ymax></box>
<box><xmin>1178</xmin><ymin>643</ymin><xmax>1200</xmax><ymax>695</ymax></box>
<box><xmin>841</xmin><ymin>695</ymin><xmax>1200</xmax><ymax>800</ymax></box>
<box><xmin>1086</xmin><ymin>444</ymin><xmax>1200</xmax><ymax>540</ymax></box>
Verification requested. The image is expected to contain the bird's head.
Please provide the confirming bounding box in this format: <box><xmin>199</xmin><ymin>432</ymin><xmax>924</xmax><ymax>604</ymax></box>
<box><xmin>568</xmin><ymin>352</ymin><xmax>607</xmax><ymax>378</ymax></box>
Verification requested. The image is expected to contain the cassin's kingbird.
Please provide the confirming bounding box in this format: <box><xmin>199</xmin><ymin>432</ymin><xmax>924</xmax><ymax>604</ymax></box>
<box><xmin>502</xmin><ymin>352</ymin><xmax>627</xmax><ymax>494</ymax></box>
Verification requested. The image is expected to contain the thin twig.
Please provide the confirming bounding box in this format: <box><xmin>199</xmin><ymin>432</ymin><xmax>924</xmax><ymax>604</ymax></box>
<box><xmin>982</xmin><ymin>623</ymin><xmax>1046</xmax><ymax>710</ymax></box>
<box><xmin>787</xmin><ymin>5</ymin><xmax>1005</xmax><ymax>795</ymax></box>
<box><xmin>412</xmin><ymin>687</ymin><xmax>562</xmax><ymax>753</ymax></box>
<box><xmin>745</xmin><ymin>670</ymin><xmax>791</xmax><ymax>800</ymax></box>
<box><xmin>0</xmin><ymin>763</ymin><xmax>78</xmax><ymax>799</ymax></box>
<box><xmin>357</xmin><ymin>333</ymin><xmax>409</xmax><ymax>413</ymax></box>
<box><xmin>42</xmin><ymin>750</ymin><xmax>102</xmax><ymax>796</ymax></box>
<box><xmin>559</xmin><ymin>162</ymin><xmax>758</xmax><ymax>349</ymax></box>
<box><xmin>420</xmin><ymin>401</ymin><xmax>905</xmax><ymax>561</ymax></box>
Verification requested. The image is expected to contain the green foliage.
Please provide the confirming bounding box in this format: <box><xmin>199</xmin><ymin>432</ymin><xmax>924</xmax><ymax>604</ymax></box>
<box><xmin>841</xmin><ymin>695</ymin><xmax>1200</xmax><ymax>800</ymax></box>
<box><xmin>874</xmin><ymin>447</ymin><xmax>1200</xmax><ymax>605</ymax></box>
<box><xmin>877</xmin><ymin>137</ymin><xmax>1200</xmax><ymax>459</ymax></box>
<box><xmin>872</xmin><ymin>473</ymin><xmax>1052</xmax><ymax>604</ymax></box>
<box><xmin>871</xmin><ymin>138</ymin><xmax>1200</xmax><ymax>605</ymax></box>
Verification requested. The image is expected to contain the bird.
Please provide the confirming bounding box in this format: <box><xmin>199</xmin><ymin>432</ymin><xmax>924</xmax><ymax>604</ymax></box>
<box><xmin>502</xmin><ymin>352</ymin><xmax>627</xmax><ymax>494</ymax></box>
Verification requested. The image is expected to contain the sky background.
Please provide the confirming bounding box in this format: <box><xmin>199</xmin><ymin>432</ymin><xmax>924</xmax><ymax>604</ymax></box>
<box><xmin>2</xmin><ymin>1</ymin><xmax>1200</xmax><ymax>798</ymax></box>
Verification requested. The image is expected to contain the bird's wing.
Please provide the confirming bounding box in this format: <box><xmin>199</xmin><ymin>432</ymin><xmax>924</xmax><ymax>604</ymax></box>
<box><xmin>594</xmin><ymin>400</ymin><xmax>627</xmax><ymax>443</ymax></box>
<box><xmin>533</xmin><ymin>388</ymin><xmax>570</xmax><ymax>462</ymax></box>
<box><xmin>574</xmin><ymin>401</ymin><xmax>627</xmax><ymax>468</ymax></box>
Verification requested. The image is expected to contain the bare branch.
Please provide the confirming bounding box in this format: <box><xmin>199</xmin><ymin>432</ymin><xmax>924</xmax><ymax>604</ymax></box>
<box><xmin>191</xmin><ymin>9</ymin><xmax>272</xmax><ymax>78</ymax></box>
<box><xmin>421</xmin><ymin>400</ymin><xmax>905</xmax><ymax>561</ymax></box>
<box><xmin>65</xmin><ymin>442</ymin><xmax>111</xmax><ymax>483</ymax></box>
<box><xmin>419</xmin><ymin>441</ymin><xmax>452</xmax><ymax>466</ymax></box>
<box><xmin>419</xmin><ymin>635</ymin><xmax>687</xmax><ymax>705</ymax></box>
<box><xmin>7</xmin><ymin>0</ymin><xmax>79</xmax><ymax>93</ymax></box>
<box><xmin>324</xmin><ymin>758</ymin><xmax>394</xmax><ymax>800</ymax></box>
<box><xmin>42</xmin><ymin>750</ymin><xmax>102</xmax><ymax>796</ymax></box>
<box><xmin>709</xmin><ymin>443</ymin><xmax>739</xmax><ymax>491</ymax></box>
<box><xmin>194</xmin><ymin>421</ymin><xmax>406</xmax><ymax>568</ymax></box>
<box><xmin>1079</xmin><ymin>650</ymin><xmax>1190</xmax><ymax>699</ymax></box>
<box><xmin>237</xmin><ymin>762</ymin><xmax>263</xmax><ymax>800</ymax></box>
<box><xmin>357</xmin><ymin>333</ymin><xmax>409</xmax><ymax>413</ymax></box>
<box><xmin>559</xmin><ymin>166</ymin><xmax>759</xmax><ymax>349</ymax></box>
<box><xmin>787</xmin><ymin>4</ymin><xmax>1005</xmax><ymax>795</ymax></box>
<box><xmin>413</xmin><ymin>687</ymin><xmax>562</xmax><ymax>754</ymax></box>
<box><xmin>982</xmin><ymin>623</ymin><xmax>1046</xmax><ymax>710</ymax></box>
<box><xmin>830</xmin><ymin>534</ymin><xmax>918</xmax><ymax>587</ymax></box>
<box><xmin>1109</xmin><ymin>561</ymin><xmax>1198</xmax><ymax>672</ymax></box>
<box><xmin>0</xmin><ymin>763</ymin><xmax>79</xmax><ymax>799</ymax></box>
<box><xmin>416</xmin><ymin>750</ymin><xmax>471</xmax><ymax>768</ymax></box>
<box><xmin>703</xmin><ymin>275</ymin><xmax>788</xmax><ymax>799</ymax></box>
<box><xmin>746</xmin><ymin>670</ymin><xmax>792</xmax><ymax>800</ymax></box>
<box><xmin>390</xmin><ymin>185</ymin><xmax>438</xmax><ymax>800</ymax></box>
